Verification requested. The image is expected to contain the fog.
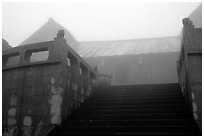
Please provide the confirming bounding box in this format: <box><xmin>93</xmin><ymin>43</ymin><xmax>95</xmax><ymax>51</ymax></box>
<box><xmin>2</xmin><ymin>2</ymin><xmax>200</xmax><ymax>46</ymax></box>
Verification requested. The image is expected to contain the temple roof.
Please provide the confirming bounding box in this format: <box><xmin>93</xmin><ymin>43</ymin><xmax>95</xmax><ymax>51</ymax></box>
<box><xmin>78</xmin><ymin>36</ymin><xmax>180</xmax><ymax>57</ymax></box>
<box><xmin>19</xmin><ymin>18</ymin><xmax>181</xmax><ymax>58</ymax></box>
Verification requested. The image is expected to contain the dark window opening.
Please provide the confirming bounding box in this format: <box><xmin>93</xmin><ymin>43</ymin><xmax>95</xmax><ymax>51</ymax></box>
<box><xmin>68</xmin><ymin>52</ymin><xmax>78</xmax><ymax>71</ymax></box>
<box><xmin>80</xmin><ymin>63</ymin><xmax>88</xmax><ymax>77</ymax></box>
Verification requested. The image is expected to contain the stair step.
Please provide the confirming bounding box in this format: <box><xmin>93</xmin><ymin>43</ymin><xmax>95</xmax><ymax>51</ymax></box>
<box><xmin>94</xmin><ymin>89</ymin><xmax>181</xmax><ymax>94</ymax></box>
<box><xmin>93</xmin><ymin>90</ymin><xmax>181</xmax><ymax>95</ymax></box>
<box><xmin>49</xmin><ymin>132</ymin><xmax>200</xmax><ymax>136</ymax></box>
<box><xmin>84</xmin><ymin>99</ymin><xmax>184</xmax><ymax>105</ymax></box>
<box><xmin>95</xmin><ymin>83</ymin><xmax>179</xmax><ymax>90</ymax></box>
<box><xmin>80</xmin><ymin>103</ymin><xmax>186</xmax><ymax>110</ymax></box>
<box><xmin>95</xmin><ymin>87</ymin><xmax>180</xmax><ymax>91</ymax></box>
<box><xmin>69</xmin><ymin>113</ymin><xmax>187</xmax><ymax>120</ymax></box>
<box><xmin>66</xmin><ymin>119</ymin><xmax>193</xmax><ymax>126</ymax></box>
<box><xmin>89</xmin><ymin>94</ymin><xmax>183</xmax><ymax>99</ymax></box>
<box><xmin>54</xmin><ymin>125</ymin><xmax>199</xmax><ymax>133</ymax></box>
<box><xmin>88</xmin><ymin>95</ymin><xmax>183</xmax><ymax>101</ymax></box>
<box><xmin>91</xmin><ymin>93</ymin><xmax>182</xmax><ymax>99</ymax></box>
<box><xmin>71</xmin><ymin>108</ymin><xmax>187</xmax><ymax>116</ymax></box>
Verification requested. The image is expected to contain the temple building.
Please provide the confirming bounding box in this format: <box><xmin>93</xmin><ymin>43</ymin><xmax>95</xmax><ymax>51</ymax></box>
<box><xmin>5</xmin><ymin>17</ymin><xmax>181</xmax><ymax>85</ymax></box>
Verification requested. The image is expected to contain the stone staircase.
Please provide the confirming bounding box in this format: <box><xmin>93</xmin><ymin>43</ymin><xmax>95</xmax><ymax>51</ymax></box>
<box><xmin>49</xmin><ymin>83</ymin><xmax>201</xmax><ymax>136</ymax></box>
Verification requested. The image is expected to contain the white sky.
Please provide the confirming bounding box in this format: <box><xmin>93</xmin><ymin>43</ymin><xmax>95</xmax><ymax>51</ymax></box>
<box><xmin>2</xmin><ymin>2</ymin><xmax>200</xmax><ymax>46</ymax></box>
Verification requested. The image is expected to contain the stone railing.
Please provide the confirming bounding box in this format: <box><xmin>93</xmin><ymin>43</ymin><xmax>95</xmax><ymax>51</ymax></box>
<box><xmin>177</xmin><ymin>18</ymin><xmax>202</xmax><ymax>131</ymax></box>
<box><xmin>2</xmin><ymin>30</ymin><xmax>98</xmax><ymax>136</ymax></box>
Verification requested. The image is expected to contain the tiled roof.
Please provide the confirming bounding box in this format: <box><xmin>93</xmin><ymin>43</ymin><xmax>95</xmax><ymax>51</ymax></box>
<box><xmin>19</xmin><ymin>18</ymin><xmax>181</xmax><ymax>58</ymax></box>
<box><xmin>78</xmin><ymin>36</ymin><xmax>181</xmax><ymax>57</ymax></box>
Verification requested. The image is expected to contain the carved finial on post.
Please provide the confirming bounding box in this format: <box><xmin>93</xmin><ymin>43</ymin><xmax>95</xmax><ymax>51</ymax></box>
<box><xmin>182</xmin><ymin>18</ymin><xmax>194</xmax><ymax>28</ymax></box>
<box><xmin>57</xmin><ymin>30</ymin><xmax>65</xmax><ymax>38</ymax></box>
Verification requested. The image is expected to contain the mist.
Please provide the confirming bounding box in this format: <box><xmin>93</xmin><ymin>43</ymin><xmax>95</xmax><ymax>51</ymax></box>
<box><xmin>2</xmin><ymin>2</ymin><xmax>200</xmax><ymax>46</ymax></box>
